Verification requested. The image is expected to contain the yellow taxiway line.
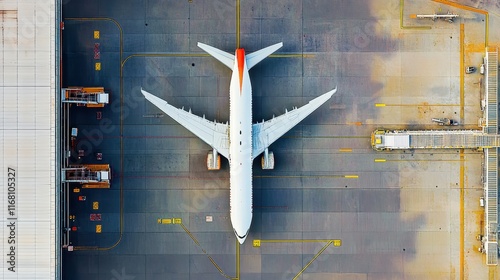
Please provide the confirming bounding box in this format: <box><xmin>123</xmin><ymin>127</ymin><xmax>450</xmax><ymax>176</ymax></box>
<box><xmin>460</xmin><ymin>23</ymin><xmax>464</xmax><ymax>121</ymax></box>
<box><xmin>235</xmin><ymin>239</ymin><xmax>240</xmax><ymax>280</ymax></box>
<box><xmin>254</xmin><ymin>239</ymin><xmax>341</xmax><ymax>279</ymax></box>
<box><xmin>293</xmin><ymin>241</ymin><xmax>333</xmax><ymax>280</ymax></box>
<box><xmin>179</xmin><ymin>223</ymin><xmax>234</xmax><ymax>279</ymax></box>
<box><xmin>255</xmin><ymin>175</ymin><xmax>358</xmax><ymax>179</ymax></box>
<box><xmin>257</xmin><ymin>239</ymin><xmax>340</xmax><ymax>243</ymax></box>
<box><xmin>375</xmin><ymin>158</ymin><xmax>464</xmax><ymax>162</ymax></box>
<box><xmin>236</xmin><ymin>0</ymin><xmax>240</xmax><ymax>48</ymax></box>
<box><xmin>489</xmin><ymin>266</ymin><xmax>497</xmax><ymax>280</ymax></box>
<box><xmin>459</xmin><ymin>150</ymin><xmax>465</xmax><ymax>280</ymax></box>
<box><xmin>375</xmin><ymin>103</ymin><xmax>460</xmax><ymax>107</ymax></box>
<box><xmin>270</xmin><ymin>54</ymin><xmax>315</xmax><ymax>58</ymax></box>
<box><xmin>121</xmin><ymin>53</ymin><xmax>314</xmax><ymax>68</ymax></box>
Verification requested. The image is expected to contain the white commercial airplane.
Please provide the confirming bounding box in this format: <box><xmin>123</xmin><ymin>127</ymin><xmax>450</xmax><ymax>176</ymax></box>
<box><xmin>141</xmin><ymin>42</ymin><xmax>336</xmax><ymax>244</ymax></box>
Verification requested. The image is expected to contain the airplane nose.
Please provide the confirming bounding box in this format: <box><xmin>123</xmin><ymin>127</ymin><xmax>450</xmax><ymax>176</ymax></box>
<box><xmin>234</xmin><ymin>228</ymin><xmax>249</xmax><ymax>244</ymax></box>
<box><xmin>237</xmin><ymin>235</ymin><xmax>247</xmax><ymax>244</ymax></box>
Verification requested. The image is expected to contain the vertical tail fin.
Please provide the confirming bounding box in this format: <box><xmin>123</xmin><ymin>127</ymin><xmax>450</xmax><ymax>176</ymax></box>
<box><xmin>197</xmin><ymin>42</ymin><xmax>235</xmax><ymax>69</ymax></box>
<box><xmin>246</xmin><ymin>42</ymin><xmax>283</xmax><ymax>70</ymax></box>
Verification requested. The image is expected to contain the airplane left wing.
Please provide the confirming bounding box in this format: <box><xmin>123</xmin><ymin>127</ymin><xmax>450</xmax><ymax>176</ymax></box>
<box><xmin>141</xmin><ymin>89</ymin><xmax>230</xmax><ymax>159</ymax></box>
<box><xmin>252</xmin><ymin>87</ymin><xmax>337</xmax><ymax>160</ymax></box>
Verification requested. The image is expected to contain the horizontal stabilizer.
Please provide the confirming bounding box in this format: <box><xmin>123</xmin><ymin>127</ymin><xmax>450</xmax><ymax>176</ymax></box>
<box><xmin>198</xmin><ymin>42</ymin><xmax>235</xmax><ymax>69</ymax></box>
<box><xmin>246</xmin><ymin>42</ymin><xmax>283</xmax><ymax>70</ymax></box>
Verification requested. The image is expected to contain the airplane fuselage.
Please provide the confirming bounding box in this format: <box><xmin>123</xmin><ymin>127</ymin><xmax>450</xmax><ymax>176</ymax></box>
<box><xmin>229</xmin><ymin>49</ymin><xmax>253</xmax><ymax>243</ymax></box>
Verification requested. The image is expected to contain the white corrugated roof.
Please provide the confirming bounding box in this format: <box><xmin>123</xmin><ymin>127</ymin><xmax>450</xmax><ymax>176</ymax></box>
<box><xmin>384</xmin><ymin>135</ymin><xmax>410</xmax><ymax>148</ymax></box>
<box><xmin>1</xmin><ymin>0</ymin><xmax>56</xmax><ymax>278</ymax></box>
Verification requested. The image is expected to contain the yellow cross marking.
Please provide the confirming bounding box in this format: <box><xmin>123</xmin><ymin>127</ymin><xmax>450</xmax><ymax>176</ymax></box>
<box><xmin>253</xmin><ymin>240</ymin><xmax>261</xmax><ymax>247</ymax></box>
<box><xmin>94</xmin><ymin>30</ymin><xmax>100</xmax><ymax>39</ymax></box>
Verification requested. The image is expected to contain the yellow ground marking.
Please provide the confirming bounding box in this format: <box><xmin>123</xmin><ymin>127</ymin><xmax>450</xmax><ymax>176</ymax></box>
<box><xmin>339</xmin><ymin>148</ymin><xmax>352</xmax><ymax>152</ymax></box>
<box><xmin>92</xmin><ymin>201</ymin><xmax>99</xmax><ymax>210</ymax></box>
<box><xmin>460</xmin><ymin>23</ymin><xmax>464</xmax><ymax>122</ymax></box>
<box><xmin>400</xmin><ymin>0</ymin><xmax>432</xmax><ymax>30</ymax></box>
<box><xmin>254</xmin><ymin>239</ymin><xmax>340</xmax><ymax>280</ymax></box>
<box><xmin>433</xmin><ymin>0</ymin><xmax>487</xmax><ymax>14</ymax></box>
<box><xmin>255</xmin><ymin>174</ymin><xmax>357</xmax><ymax>179</ymax></box>
<box><xmin>179</xmin><ymin>223</ymin><xmax>234</xmax><ymax>279</ymax></box>
<box><xmin>121</xmin><ymin>53</ymin><xmax>209</xmax><ymax>68</ymax></box>
<box><xmin>285</xmin><ymin>135</ymin><xmax>369</xmax><ymax>139</ymax></box>
<box><xmin>269</xmin><ymin>54</ymin><xmax>315</xmax><ymax>58</ymax></box>
<box><xmin>95</xmin><ymin>62</ymin><xmax>101</xmax><ymax>71</ymax></box>
<box><xmin>376</xmin><ymin>103</ymin><xmax>460</xmax><ymax>107</ymax></box>
<box><xmin>235</xmin><ymin>239</ymin><xmax>240</xmax><ymax>280</ymax></box>
<box><xmin>346</xmin><ymin>121</ymin><xmax>362</xmax><ymax>126</ymax></box>
<box><xmin>257</xmin><ymin>239</ymin><xmax>340</xmax><ymax>243</ymax></box>
<box><xmin>459</xmin><ymin>149</ymin><xmax>464</xmax><ymax>280</ymax></box>
<box><xmin>173</xmin><ymin>218</ymin><xmax>182</xmax><ymax>224</ymax></box>
<box><xmin>465</xmin><ymin>43</ymin><xmax>494</xmax><ymax>53</ymax></box>
<box><xmin>157</xmin><ymin>218</ymin><xmax>172</xmax><ymax>224</ymax></box>
<box><xmin>293</xmin><ymin>241</ymin><xmax>333</xmax><ymax>280</ymax></box>
<box><xmin>376</xmin><ymin>159</ymin><xmax>464</xmax><ymax>162</ymax></box>
<box><xmin>93</xmin><ymin>30</ymin><xmax>100</xmax><ymax>39</ymax></box>
<box><xmin>122</xmin><ymin>53</ymin><xmax>314</xmax><ymax>68</ymax></box>
<box><xmin>73</xmin><ymin>188</ymin><xmax>80</xmax><ymax>193</ymax></box>
<box><xmin>489</xmin><ymin>266</ymin><xmax>497</xmax><ymax>280</ymax></box>
<box><xmin>432</xmin><ymin>0</ymin><xmax>488</xmax><ymax>46</ymax></box>
<box><xmin>344</xmin><ymin>175</ymin><xmax>358</xmax><ymax>179</ymax></box>
<box><xmin>236</xmin><ymin>0</ymin><xmax>240</xmax><ymax>49</ymax></box>
<box><xmin>96</xmin><ymin>225</ymin><xmax>102</xmax><ymax>233</ymax></box>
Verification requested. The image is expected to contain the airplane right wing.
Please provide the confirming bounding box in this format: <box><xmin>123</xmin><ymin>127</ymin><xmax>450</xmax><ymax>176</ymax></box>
<box><xmin>141</xmin><ymin>89</ymin><xmax>230</xmax><ymax>159</ymax></box>
<box><xmin>252</xmin><ymin>87</ymin><xmax>337</xmax><ymax>160</ymax></box>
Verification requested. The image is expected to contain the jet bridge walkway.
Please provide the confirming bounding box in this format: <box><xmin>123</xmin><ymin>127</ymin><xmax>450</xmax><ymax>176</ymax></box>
<box><xmin>371</xmin><ymin>129</ymin><xmax>500</xmax><ymax>150</ymax></box>
<box><xmin>371</xmin><ymin>48</ymin><xmax>499</xmax><ymax>265</ymax></box>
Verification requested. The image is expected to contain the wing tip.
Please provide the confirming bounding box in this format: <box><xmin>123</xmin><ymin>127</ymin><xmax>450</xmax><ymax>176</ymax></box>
<box><xmin>140</xmin><ymin>87</ymin><xmax>151</xmax><ymax>98</ymax></box>
<box><xmin>323</xmin><ymin>86</ymin><xmax>337</xmax><ymax>99</ymax></box>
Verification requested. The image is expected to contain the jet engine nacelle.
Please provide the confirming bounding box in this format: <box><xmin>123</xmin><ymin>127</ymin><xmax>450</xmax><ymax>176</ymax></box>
<box><xmin>207</xmin><ymin>150</ymin><xmax>221</xmax><ymax>170</ymax></box>
<box><xmin>261</xmin><ymin>149</ymin><xmax>274</xmax><ymax>170</ymax></box>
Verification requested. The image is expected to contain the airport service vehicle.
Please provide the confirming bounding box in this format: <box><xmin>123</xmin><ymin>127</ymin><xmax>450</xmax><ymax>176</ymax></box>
<box><xmin>141</xmin><ymin>42</ymin><xmax>336</xmax><ymax>243</ymax></box>
<box><xmin>466</xmin><ymin>66</ymin><xmax>476</xmax><ymax>74</ymax></box>
<box><xmin>432</xmin><ymin>118</ymin><xmax>458</xmax><ymax>126</ymax></box>
<box><xmin>62</xmin><ymin>87</ymin><xmax>109</xmax><ymax>107</ymax></box>
<box><xmin>62</xmin><ymin>164</ymin><xmax>111</xmax><ymax>189</ymax></box>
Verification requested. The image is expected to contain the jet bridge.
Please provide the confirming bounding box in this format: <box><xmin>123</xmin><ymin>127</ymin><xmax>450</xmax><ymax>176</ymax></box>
<box><xmin>371</xmin><ymin>48</ymin><xmax>499</xmax><ymax>265</ymax></box>
<box><xmin>371</xmin><ymin>129</ymin><xmax>500</xmax><ymax>150</ymax></box>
